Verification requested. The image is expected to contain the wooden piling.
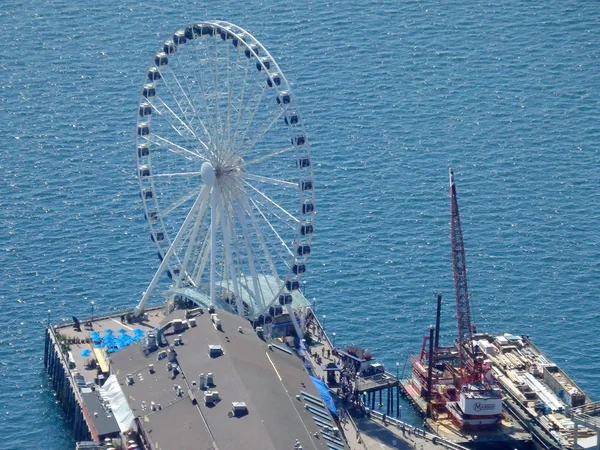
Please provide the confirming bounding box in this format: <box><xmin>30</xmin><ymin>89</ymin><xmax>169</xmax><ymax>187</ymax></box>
<box><xmin>43</xmin><ymin>326</ymin><xmax>96</xmax><ymax>443</ymax></box>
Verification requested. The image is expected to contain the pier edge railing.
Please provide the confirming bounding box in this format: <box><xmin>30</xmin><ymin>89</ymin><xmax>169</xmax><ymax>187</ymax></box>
<box><xmin>368</xmin><ymin>410</ymin><xmax>469</xmax><ymax>450</ymax></box>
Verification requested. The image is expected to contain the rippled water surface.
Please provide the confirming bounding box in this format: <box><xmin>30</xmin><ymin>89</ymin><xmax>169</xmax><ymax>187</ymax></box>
<box><xmin>1</xmin><ymin>1</ymin><xmax>599</xmax><ymax>448</ymax></box>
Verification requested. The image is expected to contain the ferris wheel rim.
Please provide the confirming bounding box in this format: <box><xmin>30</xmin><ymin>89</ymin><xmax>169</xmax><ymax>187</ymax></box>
<box><xmin>134</xmin><ymin>21</ymin><xmax>315</xmax><ymax>319</ymax></box>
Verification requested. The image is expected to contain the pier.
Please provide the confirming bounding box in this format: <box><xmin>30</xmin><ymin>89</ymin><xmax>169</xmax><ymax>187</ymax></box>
<box><xmin>45</xmin><ymin>305</ymin><xmax>355</xmax><ymax>450</ymax></box>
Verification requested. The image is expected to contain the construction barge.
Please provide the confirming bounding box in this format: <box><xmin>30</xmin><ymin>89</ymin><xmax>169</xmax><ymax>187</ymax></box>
<box><xmin>400</xmin><ymin>170</ymin><xmax>598</xmax><ymax>450</ymax></box>
<box><xmin>401</xmin><ymin>328</ymin><xmax>597</xmax><ymax>449</ymax></box>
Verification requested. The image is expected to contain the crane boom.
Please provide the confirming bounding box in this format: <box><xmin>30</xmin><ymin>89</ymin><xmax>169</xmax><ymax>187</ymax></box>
<box><xmin>449</xmin><ymin>169</ymin><xmax>473</xmax><ymax>374</ymax></box>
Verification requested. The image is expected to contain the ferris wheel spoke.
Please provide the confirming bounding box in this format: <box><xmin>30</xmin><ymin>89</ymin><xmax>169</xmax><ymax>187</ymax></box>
<box><xmin>172</xmin><ymin>49</ymin><xmax>207</xmax><ymax>134</ymax></box>
<box><xmin>219</xmin><ymin>193</ymin><xmax>245</xmax><ymax>314</ymax></box>
<box><xmin>225</xmin><ymin>38</ymin><xmax>234</xmax><ymax>149</ymax></box>
<box><xmin>233</xmin><ymin>189</ymin><xmax>278</xmax><ymax>310</ymax></box>
<box><xmin>227</xmin><ymin>100</ymin><xmax>283</xmax><ymax>169</ymax></box>
<box><xmin>226</xmin><ymin>54</ymin><xmax>253</xmax><ymax>155</ymax></box>
<box><xmin>160</xmin><ymin>69</ymin><xmax>207</xmax><ymax>144</ymax></box>
<box><xmin>237</xmin><ymin>189</ymin><xmax>281</xmax><ymax>282</ymax></box>
<box><xmin>173</xmin><ymin>48</ymin><xmax>217</xmax><ymax>147</ymax></box>
<box><xmin>228</xmin><ymin>44</ymin><xmax>258</xmax><ymax>155</ymax></box>
<box><xmin>188</xmin><ymin>38</ymin><xmax>225</xmax><ymax>161</ymax></box>
<box><xmin>243</xmin><ymin>145</ymin><xmax>296</xmax><ymax>168</ymax></box>
<box><xmin>230</xmin><ymin>85</ymin><xmax>270</xmax><ymax>158</ymax></box>
<box><xmin>209</xmin><ymin>35</ymin><xmax>224</xmax><ymax>146</ymax></box>
<box><xmin>191</xmin><ymin>230</ymin><xmax>212</xmax><ymax>287</ymax></box>
<box><xmin>246</xmin><ymin>194</ymin><xmax>294</xmax><ymax>261</ymax></box>
<box><xmin>152</xmin><ymin>171</ymin><xmax>203</xmax><ymax>178</ymax></box>
<box><xmin>153</xmin><ymin>80</ymin><xmax>199</xmax><ymax>137</ymax></box>
<box><xmin>155</xmin><ymin>68</ymin><xmax>217</xmax><ymax>162</ymax></box>
<box><xmin>222</xmin><ymin>185</ymin><xmax>262</xmax><ymax>287</ymax></box>
<box><xmin>226</xmin><ymin>70</ymin><xmax>266</xmax><ymax>152</ymax></box>
<box><xmin>152</xmin><ymin>134</ymin><xmax>206</xmax><ymax>161</ymax></box>
<box><xmin>189</xmin><ymin>43</ymin><xmax>220</xmax><ymax>148</ymax></box>
<box><xmin>160</xmin><ymin>185</ymin><xmax>203</xmax><ymax>217</ymax></box>
<box><xmin>237</xmin><ymin>184</ymin><xmax>295</xmax><ymax>257</ymax></box>
<box><xmin>151</xmin><ymin>95</ymin><xmax>208</xmax><ymax>154</ymax></box>
<box><xmin>242</xmin><ymin>173</ymin><xmax>297</xmax><ymax>189</ymax></box>
<box><xmin>242</xmin><ymin>179</ymin><xmax>299</xmax><ymax>225</ymax></box>
<box><xmin>239</xmin><ymin>104</ymin><xmax>284</xmax><ymax>157</ymax></box>
<box><xmin>190</xmin><ymin>187</ymin><xmax>226</xmax><ymax>288</ymax></box>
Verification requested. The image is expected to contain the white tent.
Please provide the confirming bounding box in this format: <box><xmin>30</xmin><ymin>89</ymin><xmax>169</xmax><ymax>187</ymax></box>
<box><xmin>101</xmin><ymin>374</ymin><xmax>136</xmax><ymax>432</ymax></box>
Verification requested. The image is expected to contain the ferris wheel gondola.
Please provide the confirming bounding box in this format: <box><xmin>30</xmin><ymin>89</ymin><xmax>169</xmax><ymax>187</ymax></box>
<box><xmin>133</xmin><ymin>21</ymin><xmax>314</xmax><ymax>330</ymax></box>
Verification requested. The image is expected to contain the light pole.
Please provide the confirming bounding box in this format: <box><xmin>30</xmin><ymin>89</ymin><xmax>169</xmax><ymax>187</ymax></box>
<box><xmin>312</xmin><ymin>297</ymin><xmax>316</xmax><ymax>313</ymax></box>
<box><xmin>332</xmin><ymin>332</ymin><xmax>337</xmax><ymax>348</ymax></box>
<box><xmin>396</xmin><ymin>362</ymin><xmax>402</xmax><ymax>420</ymax></box>
<box><xmin>302</xmin><ymin>280</ymin><xmax>307</xmax><ymax>297</ymax></box>
<box><xmin>322</xmin><ymin>314</ymin><xmax>326</xmax><ymax>330</ymax></box>
<box><xmin>91</xmin><ymin>301</ymin><xmax>95</xmax><ymax>323</ymax></box>
<box><xmin>47</xmin><ymin>309</ymin><xmax>51</xmax><ymax>327</ymax></box>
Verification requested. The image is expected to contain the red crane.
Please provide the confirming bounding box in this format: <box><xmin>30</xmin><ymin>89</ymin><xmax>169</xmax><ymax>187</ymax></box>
<box><xmin>405</xmin><ymin>170</ymin><xmax>503</xmax><ymax>431</ymax></box>
<box><xmin>449</xmin><ymin>169</ymin><xmax>475</xmax><ymax>384</ymax></box>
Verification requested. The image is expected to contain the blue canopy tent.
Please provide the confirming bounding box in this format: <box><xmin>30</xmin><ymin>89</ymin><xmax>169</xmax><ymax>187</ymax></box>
<box><xmin>309</xmin><ymin>376</ymin><xmax>338</xmax><ymax>419</ymax></box>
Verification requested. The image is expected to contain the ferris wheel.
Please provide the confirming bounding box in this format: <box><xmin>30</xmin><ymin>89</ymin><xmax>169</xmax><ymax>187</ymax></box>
<box><xmin>133</xmin><ymin>21</ymin><xmax>314</xmax><ymax>330</ymax></box>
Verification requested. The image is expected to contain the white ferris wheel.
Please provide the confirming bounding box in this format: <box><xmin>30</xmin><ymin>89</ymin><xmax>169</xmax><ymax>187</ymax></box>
<box><xmin>133</xmin><ymin>21</ymin><xmax>314</xmax><ymax>334</ymax></box>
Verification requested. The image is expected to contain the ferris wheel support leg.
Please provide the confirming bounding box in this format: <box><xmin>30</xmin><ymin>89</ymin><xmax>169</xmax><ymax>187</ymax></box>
<box><xmin>134</xmin><ymin>185</ymin><xmax>209</xmax><ymax>316</ymax></box>
<box><xmin>210</xmin><ymin>185</ymin><xmax>219</xmax><ymax>308</ymax></box>
<box><xmin>235</xmin><ymin>201</ymin><xmax>265</xmax><ymax>314</ymax></box>
<box><xmin>180</xmin><ymin>196</ymin><xmax>211</xmax><ymax>287</ymax></box>
<box><xmin>221</xmin><ymin>211</ymin><xmax>245</xmax><ymax>317</ymax></box>
<box><xmin>285</xmin><ymin>304</ymin><xmax>304</xmax><ymax>347</ymax></box>
<box><xmin>299</xmin><ymin>306</ymin><xmax>306</xmax><ymax>335</ymax></box>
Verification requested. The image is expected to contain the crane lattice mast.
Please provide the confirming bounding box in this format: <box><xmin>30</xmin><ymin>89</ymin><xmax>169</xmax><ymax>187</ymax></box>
<box><xmin>449</xmin><ymin>169</ymin><xmax>473</xmax><ymax>380</ymax></box>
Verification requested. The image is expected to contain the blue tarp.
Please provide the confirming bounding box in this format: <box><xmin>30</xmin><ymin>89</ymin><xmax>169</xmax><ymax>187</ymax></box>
<box><xmin>309</xmin><ymin>376</ymin><xmax>338</xmax><ymax>418</ymax></box>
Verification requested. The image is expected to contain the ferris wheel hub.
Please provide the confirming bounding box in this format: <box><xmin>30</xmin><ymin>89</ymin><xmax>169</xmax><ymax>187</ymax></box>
<box><xmin>201</xmin><ymin>161</ymin><xmax>216</xmax><ymax>186</ymax></box>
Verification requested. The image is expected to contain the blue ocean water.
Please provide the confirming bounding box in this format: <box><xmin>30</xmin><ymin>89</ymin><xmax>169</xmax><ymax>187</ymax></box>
<box><xmin>1</xmin><ymin>1</ymin><xmax>599</xmax><ymax>448</ymax></box>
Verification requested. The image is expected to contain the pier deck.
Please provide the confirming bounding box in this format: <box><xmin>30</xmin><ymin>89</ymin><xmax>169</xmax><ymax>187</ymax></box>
<box><xmin>47</xmin><ymin>307</ymin><xmax>346</xmax><ymax>450</ymax></box>
<box><xmin>53</xmin><ymin>309</ymin><xmax>163</xmax><ymax>385</ymax></box>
